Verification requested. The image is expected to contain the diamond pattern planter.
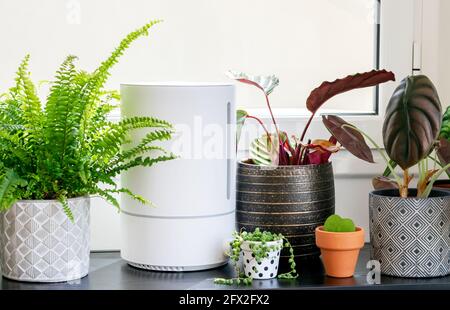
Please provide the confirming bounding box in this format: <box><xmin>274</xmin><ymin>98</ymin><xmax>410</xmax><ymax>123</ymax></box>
<box><xmin>0</xmin><ymin>197</ymin><xmax>90</xmax><ymax>282</ymax></box>
<box><xmin>369</xmin><ymin>189</ymin><xmax>450</xmax><ymax>278</ymax></box>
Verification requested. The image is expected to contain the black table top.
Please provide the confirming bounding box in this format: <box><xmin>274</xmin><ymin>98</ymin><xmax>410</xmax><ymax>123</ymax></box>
<box><xmin>1</xmin><ymin>244</ymin><xmax>450</xmax><ymax>290</ymax></box>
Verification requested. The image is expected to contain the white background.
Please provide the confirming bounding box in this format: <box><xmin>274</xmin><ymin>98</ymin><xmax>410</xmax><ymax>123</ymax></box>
<box><xmin>0</xmin><ymin>0</ymin><xmax>450</xmax><ymax>249</ymax></box>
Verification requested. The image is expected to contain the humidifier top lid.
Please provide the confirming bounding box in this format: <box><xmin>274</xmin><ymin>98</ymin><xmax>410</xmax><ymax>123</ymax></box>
<box><xmin>120</xmin><ymin>82</ymin><xmax>234</xmax><ymax>87</ymax></box>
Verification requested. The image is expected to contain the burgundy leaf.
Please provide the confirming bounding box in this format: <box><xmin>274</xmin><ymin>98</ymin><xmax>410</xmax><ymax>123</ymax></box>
<box><xmin>300</xmin><ymin>70</ymin><xmax>395</xmax><ymax>141</ymax></box>
<box><xmin>437</xmin><ymin>138</ymin><xmax>450</xmax><ymax>174</ymax></box>
<box><xmin>281</xmin><ymin>131</ymin><xmax>295</xmax><ymax>155</ymax></box>
<box><xmin>306</xmin><ymin>70</ymin><xmax>395</xmax><ymax>114</ymax></box>
<box><xmin>322</xmin><ymin>115</ymin><xmax>374</xmax><ymax>163</ymax></box>
<box><xmin>329</xmin><ymin>136</ymin><xmax>337</xmax><ymax>145</ymax></box>
<box><xmin>292</xmin><ymin>144</ymin><xmax>302</xmax><ymax>165</ymax></box>
<box><xmin>301</xmin><ymin>148</ymin><xmax>310</xmax><ymax>165</ymax></box>
<box><xmin>372</xmin><ymin>176</ymin><xmax>399</xmax><ymax>190</ymax></box>
<box><xmin>307</xmin><ymin>150</ymin><xmax>332</xmax><ymax>165</ymax></box>
<box><xmin>279</xmin><ymin>143</ymin><xmax>289</xmax><ymax>165</ymax></box>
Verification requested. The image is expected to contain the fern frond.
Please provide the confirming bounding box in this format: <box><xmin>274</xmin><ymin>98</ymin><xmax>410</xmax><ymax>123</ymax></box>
<box><xmin>0</xmin><ymin>131</ymin><xmax>28</xmax><ymax>163</ymax></box>
<box><xmin>57</xmin><ymin>195</ymin><xmax>74</xmax><ymax>222</ymax></box>
<box><xmin>0</xmin><ymin>99</ymin><xmax>24</xmax><ymax>129</ymax></box>
<box><xmin>0</xmin><ymin>169</ymin><xmax>27</xmax><ymax>210</ymax></box>
<box><xmin>119</xmin><ymin>116</ymin><xmax>172</xmax><ymax>129</ymax></box>
<box><xmin>106</xmin><ymin>154</ymin><xmax>177</xmax><ymax>177</ymax></box>
<box><xmin>95</xmin><ymin>188</ymin><xmax>120</xmax><ymax>210</ymax></box>
<box><xmin>9</xmin><ymin>55</ymin><xmax>30</xmax><ymax>100</ymax></box>
<box><xmin>119</xmin><ymin>145</ymin><xmax>167</xmax><ymax>162</ymax></box>
<box><xmin>2</xmin><ymin>55</ymin><xmax>39</xmax><ymax>130</ymax></box>
<box><xmin>43</xmin><ymin>55</ymin><xmax>79</xmax><ymax>177</ymax></box>
<box><xmin>96</xmin><ymin>187</ymin><xmax>150</xmax><ymax>211</ymax></box>
<box><xmin>117</xmin><ymin>129</ymin><xmax>172</xmax><ymax>162</ymax></box>
<box><xmin>18</xmin><ymin>65</ymin><xmax>42</xmax><ymax>133</ymax></box>
<box><xmin>91</xmin><ymin>117</ymin><xmax>173</xmax><ymax>160</ymax></box>
<box><xmin>78</xmin><ymin>20</ymin><xmax>162</xmax><ymax>144</ymax></box>
<box><xmin>93</xmin><ymin>20</ymin><xmax>163</xmax><ymax>89</ymax></box>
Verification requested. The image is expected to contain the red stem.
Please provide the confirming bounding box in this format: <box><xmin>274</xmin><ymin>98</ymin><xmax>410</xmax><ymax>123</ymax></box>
<box><xmin>246</xmin><ymin>114</ymin><xmax>281</xmax><ymax>156</ymax></box>
<box><xmin>300</xmin><ymin>112</ymin><xmax>315</xmax><ymax>142</ymax></box>
<box><xmin>246</xmin><ymin>115</ymin><xmax>272</xmax><ymax>143</ymax></box>
<box><xmin>265</xmin><ymin>94</ymin><xmax>281</xmax><ymax>141</ymax></box>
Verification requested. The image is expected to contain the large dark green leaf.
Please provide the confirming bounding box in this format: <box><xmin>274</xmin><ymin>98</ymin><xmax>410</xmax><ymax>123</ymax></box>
<box><xmin>383</xmin><ymin>75</ymin><xmax>442</xmax><ymax>170</ymax></box>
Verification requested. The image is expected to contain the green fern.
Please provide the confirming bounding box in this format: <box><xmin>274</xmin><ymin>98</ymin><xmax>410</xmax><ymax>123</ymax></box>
<box><xmin>58</xmin><ymin>195</ymin><xmax>74</xmax><ymax>222</ymax></box>
<box><xmin>0</xmin><ymin>20</ymin><xmax>173</xmax><ymax>221</ymax></box>
<box><xmin>0</xmin><ymin>169</ymin><xmax>27</xmax><ymax>210</ymax></box>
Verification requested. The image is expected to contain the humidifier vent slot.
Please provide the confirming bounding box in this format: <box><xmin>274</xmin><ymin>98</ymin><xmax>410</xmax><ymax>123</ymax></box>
<box><xmin>227</xmin><ymin>101</ymin><xmax>231</xmax><ymax>200</ymax></box>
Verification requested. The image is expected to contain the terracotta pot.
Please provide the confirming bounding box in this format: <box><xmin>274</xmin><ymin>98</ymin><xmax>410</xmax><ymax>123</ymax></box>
<box><xmin>315</xmin><ymin>226</ymin><xmax>364</xmax><ymax>278</ymax></box>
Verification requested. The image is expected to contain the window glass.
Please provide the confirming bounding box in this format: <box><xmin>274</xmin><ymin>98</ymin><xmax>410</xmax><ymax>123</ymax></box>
<box><xmin>0</xmin><ymin>0</ymin><xmax>378</xmax><ymax>113</ymax></box>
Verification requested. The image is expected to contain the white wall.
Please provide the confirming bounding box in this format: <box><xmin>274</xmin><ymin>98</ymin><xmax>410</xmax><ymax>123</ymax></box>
<box><xmin>0</xmin><ymin>0</ymin><xmax>449</xmax><ymax>250</ymax></box>
<box><xmin>87</xmin><ymin>0</ymin><xmax>450</xmax><ymax>250</ymax></box>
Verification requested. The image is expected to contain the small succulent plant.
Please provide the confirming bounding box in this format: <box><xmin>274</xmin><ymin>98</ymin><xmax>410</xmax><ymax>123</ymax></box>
<box><xmin>323</xmin><ymin>214</ymin><xmax>356</xmax><ymax>233</ymax></box>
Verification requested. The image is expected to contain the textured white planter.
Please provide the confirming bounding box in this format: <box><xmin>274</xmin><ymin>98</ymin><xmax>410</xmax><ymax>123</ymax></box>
<box><xmin>0</xmin><ymin>197</ymin><xmax>90</xmax><ymax>282</ymax></box>
<box><xmin>241</xmin><ymin>240</ymin><xmax>282</xmax><ymax>279</ymax></box>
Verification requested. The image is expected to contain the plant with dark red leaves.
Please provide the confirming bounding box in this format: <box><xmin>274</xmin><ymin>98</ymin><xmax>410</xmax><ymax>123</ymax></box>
<box><xmin>230</xmin><ymin>70</ymin><xmax>395</xmax><ymax>166</ymax></box>
<box><xmin>323</xmin><ymin>75</ymin><xmax>450</xmax><ymax>198</ymax></box>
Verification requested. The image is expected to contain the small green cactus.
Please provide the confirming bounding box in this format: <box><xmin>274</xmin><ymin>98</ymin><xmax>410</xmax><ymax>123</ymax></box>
<box><xmin>323</xmin><ymin>214</ymin><xmax>356</xmax><ymax>232</ymax></box>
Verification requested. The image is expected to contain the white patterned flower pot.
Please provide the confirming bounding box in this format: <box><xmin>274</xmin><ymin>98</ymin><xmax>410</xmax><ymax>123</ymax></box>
<box><xmin>0</xmin><ymin>197</ymin><xmax>90</xmax><ymax>282</ymax></box>
<box><xmin>241</xmin><ymin>240</ymin><xmax>282</xmax><ymax>279</ymax></box>
<box><xmin>369</xmin><ymin>189</ymin><xmax>450</xmax><ymax>278</ymax></box>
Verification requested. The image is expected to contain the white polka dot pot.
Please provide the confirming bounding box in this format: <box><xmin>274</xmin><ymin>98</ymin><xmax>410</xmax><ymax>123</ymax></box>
<box><xmin>241</xmin><ymin>240</ymin><xmax>282</xmax><ymax>280</ymax></box>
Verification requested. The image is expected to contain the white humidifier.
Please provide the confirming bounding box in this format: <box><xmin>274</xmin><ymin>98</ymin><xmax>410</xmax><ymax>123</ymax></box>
<box><xmin>120</xmin><ymin>83</ymin><xmax>236</xmax><ymax>271</ymax></box>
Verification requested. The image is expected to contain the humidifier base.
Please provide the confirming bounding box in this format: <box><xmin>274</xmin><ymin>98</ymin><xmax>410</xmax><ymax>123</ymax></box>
<box><xmin>127</xmin><ymin>261</ymin><xmax>227</xmax><ymax>272</ymax></box>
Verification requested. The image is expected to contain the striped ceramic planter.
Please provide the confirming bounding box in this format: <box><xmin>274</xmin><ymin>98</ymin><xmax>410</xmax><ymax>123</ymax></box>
<box><xmin>236</xmin><ymin>161</ymin><xmax>335</xmax><ymax>260</ymax></box>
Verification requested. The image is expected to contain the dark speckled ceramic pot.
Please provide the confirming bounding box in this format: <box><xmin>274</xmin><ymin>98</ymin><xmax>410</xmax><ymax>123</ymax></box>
<box><xmin>236</xmin><ymin>161</ymin><xmax>335</xmax><ymax>260</ymax></box>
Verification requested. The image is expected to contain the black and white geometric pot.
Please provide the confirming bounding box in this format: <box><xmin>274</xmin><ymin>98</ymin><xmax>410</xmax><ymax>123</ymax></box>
<box><xmin>241</xmin><ymin>239</ymin><xmax>282</xmax><ymax>279</ymax></box>
<box><xmin>0</xmin><ymin>197</ymin><xmax>90</xmax><ymax>282</ymax></box>
<box><xmin>369</xmin><ymin>189</ymin><xmax>450</xmax><ymax>278</ymax></box>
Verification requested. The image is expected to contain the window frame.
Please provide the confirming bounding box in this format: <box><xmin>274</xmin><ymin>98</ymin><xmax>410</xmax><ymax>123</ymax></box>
<box><xmin>239</xmin><ymin>0</ymin><xmax>416</xmax><ymax>148</ymax></box>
